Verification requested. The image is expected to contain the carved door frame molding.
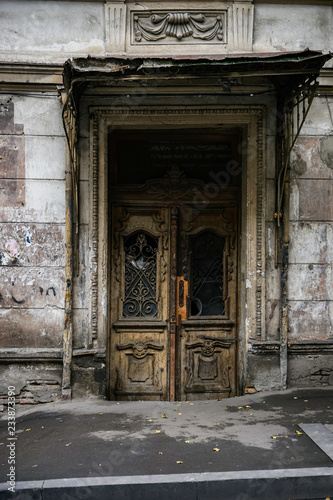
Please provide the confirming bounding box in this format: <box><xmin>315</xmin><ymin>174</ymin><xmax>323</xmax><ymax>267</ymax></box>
<box><xmin>89</xmin><ymin>105</ymin><xmax>266</xmax><ymax>395</ymax></box>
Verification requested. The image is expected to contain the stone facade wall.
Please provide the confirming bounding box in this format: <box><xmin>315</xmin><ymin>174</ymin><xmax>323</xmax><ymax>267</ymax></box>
<box><xmin>0</xmin><ymin>0</ymin><xmax>332</xmax><ymax>402</ymax></box>
<box><xmin>0</xmin><ymin>94</ymin><xmax>66</xmax><ymax>403</ymax></box>
<box><xmin>287</xmin><ymin>97</ymin><xmax>333</xmax><ymax>387</ymax></box>
<box><xmin>253</xmin><ymin>4</ymin><xmax>333</xmax><ymax>54</ymax></box>
<box><xmin>0</xmin><ymin>1</ymin><xmax>105</xmax><ymax>63</ymax></box>
<box><xmin>248</xmin><ymin>97</ymin><xmax>333</xmax><ymax>392</ymax></box>
<box><xmin>0</xmin><ymin>2</ymin><xmax>331</xmax><ymax>62</ymax></box>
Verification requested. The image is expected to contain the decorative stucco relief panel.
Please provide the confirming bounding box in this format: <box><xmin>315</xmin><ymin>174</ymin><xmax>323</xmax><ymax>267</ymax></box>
<box><xmin>132</xmin><ymin>11</ymin><xmax>226</xmax><ymax>44</ymax></box>
<box><xmin>105</xmin><ymin>1</ymin><xmax>254</xmax><ymax>54</ymax></box>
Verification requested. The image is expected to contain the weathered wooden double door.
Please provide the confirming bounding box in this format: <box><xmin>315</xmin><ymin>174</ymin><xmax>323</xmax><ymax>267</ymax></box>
<box><xmin>109</xmin><ymin>131</ymin><xmax>240</xmax><ymax>401</ymax></box>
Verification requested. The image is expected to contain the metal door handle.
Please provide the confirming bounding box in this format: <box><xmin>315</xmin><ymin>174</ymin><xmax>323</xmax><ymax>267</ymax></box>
<box><xmin>176</xmin><ymin>276</ymin><xmax>188</xmax><ymax>325</ymax></box>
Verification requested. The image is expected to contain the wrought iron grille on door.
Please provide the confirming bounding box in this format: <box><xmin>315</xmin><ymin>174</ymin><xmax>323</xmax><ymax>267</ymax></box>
<box><xmin>123</xmin><ymin>232</ymin><xmax>158</xmax><ymax>318</ymax></box>
<box><xmin>190</xmin><ymin>231</ymin><xmax>225</xmax><ymax>317</ymax></box>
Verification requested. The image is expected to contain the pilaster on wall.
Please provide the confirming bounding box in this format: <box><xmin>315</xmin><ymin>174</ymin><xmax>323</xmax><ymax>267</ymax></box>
<box><xmin>105</xmin><ymin>1</ymin><xmax>127</xmax><ymax>53</ymax></box>
<box><xmin>105</xmin><ymin>0</ymin><xmax>254</xmax><ymax>56</ymax></box>
<box><xmin>231</xmin><ymin>1</ymin><xmax>254</xmax><ymax>52</ymax></box>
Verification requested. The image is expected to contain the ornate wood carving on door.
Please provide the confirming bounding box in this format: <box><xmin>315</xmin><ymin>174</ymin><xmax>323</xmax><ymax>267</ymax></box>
<box><xmin>178</xmin><ymin>206</ymin><xmax>238</xmax><ymax>400</ymax></box>
<box><xmin>110</xmin><ymin>206</ymin><xmax>170</xmax><ymax>400</ymax></box>
<box><xmin>109</xmin><ymin>129</ymin><xmax>240</xmax><ymax>401</ymax></box>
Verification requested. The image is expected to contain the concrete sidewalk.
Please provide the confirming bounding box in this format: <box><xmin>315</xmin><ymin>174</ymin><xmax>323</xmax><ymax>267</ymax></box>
<box><xmin>1</xmin><ymin>388</ymin><xmax>333</xmax><ymax>499</ymax></box>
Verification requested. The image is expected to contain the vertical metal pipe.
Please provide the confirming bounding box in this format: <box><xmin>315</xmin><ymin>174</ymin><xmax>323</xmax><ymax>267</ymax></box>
<box><xmin>62</xmin><ymin>116</ymin><xmax>74</xmax><ymax>399</ymax></box>
<box><xmin>280</xmin><ymin>174</ymin><xmax>290</xmax><ymax>390</ymax></box>
<box><xmin>276</xmin><ymin>95</ymin><xmax>289</xmax><ymax>390</ymax></box>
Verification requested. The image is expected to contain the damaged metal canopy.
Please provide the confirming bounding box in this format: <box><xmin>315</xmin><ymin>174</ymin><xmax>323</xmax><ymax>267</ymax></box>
<box><xmin>63</xmin><ymin>49</ymin><xmax>331</xmax><ymax>93</ymax></box>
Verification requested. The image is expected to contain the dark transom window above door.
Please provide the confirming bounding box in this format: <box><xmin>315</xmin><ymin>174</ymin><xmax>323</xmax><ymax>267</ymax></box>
<box><xmin>109</xmin><ymin>129</ymin><xmax>241</xmax><ymax>187</ymax></box>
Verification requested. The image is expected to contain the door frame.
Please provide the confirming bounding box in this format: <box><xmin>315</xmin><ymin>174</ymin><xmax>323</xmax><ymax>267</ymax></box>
<box><xmin>88</xmin><ymin>105</ymin><xmax>266</xmax><ymax>399</ymax></box>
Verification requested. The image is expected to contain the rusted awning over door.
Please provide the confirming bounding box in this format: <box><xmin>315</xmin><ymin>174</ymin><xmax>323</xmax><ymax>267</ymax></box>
<box><xmin>64</xmin><ymin>49</ymin><xmax>330</xmax><ymax>82</ymax></box>
<box><xmin>62</xmin><ymin>48</ymin><xmax>331</xmax><ymax>239</ymax></box>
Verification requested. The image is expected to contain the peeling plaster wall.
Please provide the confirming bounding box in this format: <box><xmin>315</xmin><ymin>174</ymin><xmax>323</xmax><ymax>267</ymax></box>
<box><xmin>286</xmin><ymin>97</ymin><xmax>333</xmax><ymax>387</ymax></box>
<box><xmin>251</xmin><ymin>97</ymin><xmax>333</xmax><ymax>392</ymax></box>
<box><xmin>253</xmin><ymin>5</ymin><xmax>333</xmax><ymax>56</ymax></box>
<box><xmin>0</xmin><ymin>1</ymin><xmax>105</xmax><ymax>64</ymax></box>
<box><xmin>0</xmin><ymin>95</ymin><xmax>66</xmax><ymax>403</ymax></box>
<box><xmin>290</xmin><ymin>100</ymin><xmax>333</xmax><ymax>338</ymax></box>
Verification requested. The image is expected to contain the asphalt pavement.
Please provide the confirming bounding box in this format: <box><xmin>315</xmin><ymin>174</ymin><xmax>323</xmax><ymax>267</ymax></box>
<box><xmin>1</xmin><ymin>387</ymin><xmax>333</xmax><ymax>499</ymax></box>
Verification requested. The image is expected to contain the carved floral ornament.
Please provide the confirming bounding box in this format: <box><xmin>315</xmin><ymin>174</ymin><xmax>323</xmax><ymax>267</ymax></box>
<box><xmin>133</xmin><ymin>11</ymin><xmax>226</xmax><ymax>43</ymax></box>
<box><xmin>117</xmin><ymin>340</ymin><xmax>164</xmax><ymax>359</ymax></box>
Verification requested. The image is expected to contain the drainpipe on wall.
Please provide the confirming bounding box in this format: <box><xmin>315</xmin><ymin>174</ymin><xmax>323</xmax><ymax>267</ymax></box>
<box><xmin>61</xmin><ymin>91</ymin><xmax>74</xmax><ymax>399</ymax></box>
<box><xmin>276</xmin><ymin>94</ymin><xmax>290</xmax><ymax>392</ymax></box>
<box><xmin>280</xmin><ymin>175</ymin><xmax>289</xmax><ymax>390</ymax></box>
<box><xmin>277</xmin><ymin>76</ymin><xmax>320</xmax><ymax>391</ymax></box>
<box><xmin>62</xmin><ymin>145</ymin><xmax>73</xmax><ymax>399</ymax></box>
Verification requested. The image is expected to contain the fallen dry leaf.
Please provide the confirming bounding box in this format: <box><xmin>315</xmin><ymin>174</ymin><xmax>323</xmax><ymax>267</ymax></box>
<box><xmin>159</xmin><ymin>452</ymin><xmax>163</xmax><ymax>455</ymax></box>
<box><xmin>65</xmin><ymin>443</ymin><xmax>72</xmax><ymax>446</ymax></box>
<box><xmin>176</xmin><ymin>461</ymin><xmax>183</xmax><ymax>464</ymax></box>
<box><xmin>155</xmin><ymin>430</ymin><xmax>161</xmax><ymax>434</ymax></box>
<box><xmin>162</xmin><ymin>413</ymin><xmax>167</xmax><ymax>418</ymax></box>
<box><xmin>213</xmin><ymin>448</ymin><xmax>220</xmax><ymax>452</ymax></box>
<box><xmin>184</xmin><ymin>440</ymin><xmax>190</xmax><ymax>444</ymax></box>
<box><xmin>271</xmin><ymin>436</ymin><xmax>277</xmax><ymax>439</ymax></box>
<box><xmin>25</xmin><ymin>428</ymin><xmax>31</xmax><ymax>432</ymax></box>
<box><xmin>295</xmin><ymin>430</ymin><xmax>303</xmax><ymax>435</ymax></box>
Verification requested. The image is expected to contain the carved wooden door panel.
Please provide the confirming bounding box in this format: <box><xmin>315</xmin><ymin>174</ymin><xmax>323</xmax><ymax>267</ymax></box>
<box><xmin>109</xmin><ymin>203</ymin><xmax>238</xmax><ymax>401</ymax></box>
<box><xmin>177</xmin><ymin>206</ymin><xmax>238</xmax><ymax>400</ymax></box>
<box><xmin>108</xmin><ymin>129</ymin><xmax>240</xmax><ymax>400</ymax></box>
<box><xmin>109</xmin><ymin>206</ymin><xmax>170</xmax><ymax>401</ymax></box>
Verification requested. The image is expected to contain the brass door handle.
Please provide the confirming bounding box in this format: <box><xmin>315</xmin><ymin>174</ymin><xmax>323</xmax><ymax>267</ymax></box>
<box><xmin>176</xmin><ymin>276</ymin><xmax>188</xmax><ymax>325</ymax></box>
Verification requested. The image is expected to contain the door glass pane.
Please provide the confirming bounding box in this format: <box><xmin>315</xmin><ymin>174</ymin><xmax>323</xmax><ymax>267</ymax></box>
<box><xmin>123</xmin><ymin>232</ymin><xmax>158</xmax><ymax>318</ymax></box>
<box><xmin>109</xmin><ymin>129</ymin><xmax>240</xmax><ymax>186</ymax></box>
<box><xmin>116</xmin><ymin>140</ymin><xmax>232</xmax><ymax>184</ymax></box>
<box><xmin>190</xmin><ymin>232</ymin><xmax>225</xmax><ymax>316</ymax></box>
